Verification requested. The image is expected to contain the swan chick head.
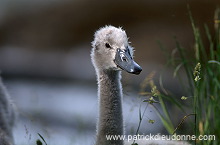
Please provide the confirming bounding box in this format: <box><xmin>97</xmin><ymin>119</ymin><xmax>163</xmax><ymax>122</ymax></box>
<box><xmin>91</xmin><ymin>25</ymin><xmax>142</xmax><ymax>75</ymax></box>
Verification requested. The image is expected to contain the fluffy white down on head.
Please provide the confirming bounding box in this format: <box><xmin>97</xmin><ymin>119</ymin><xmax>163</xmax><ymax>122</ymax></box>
<box><xmin>91</xmin><ymin>25</ymin><xmax>134</xmax><ymax>72</ymax></box>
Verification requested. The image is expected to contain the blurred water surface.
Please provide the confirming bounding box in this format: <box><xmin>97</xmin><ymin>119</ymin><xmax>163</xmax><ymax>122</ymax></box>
<box><xmin>4</xmin><ymin>78</ymin><xmax>162</xmax><ymax>145</ymax></box>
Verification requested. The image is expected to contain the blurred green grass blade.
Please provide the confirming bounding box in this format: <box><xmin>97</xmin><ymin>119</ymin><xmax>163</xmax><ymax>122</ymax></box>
<box><xmin>159</xmin><ymin>93</ymin><xmax>185</xmax><ymax>112</ymax></box>
<box><xmin>173</xmin><ymin>63</ymin><xmax>183</xmax><ymax>78</ymax></box>
<box><xmin>208</xmin><ymin>60</ymin><xmax>220</xmax><ymax>66</ymax></box>
<box><xmin>37</xmin><ymin>133</ymin><xmax>47</xmax><ymax>145</ymax></box>
<box><xmin>152</xmin><ymin>104</ymin><xmax>174</xmax><ymax>134</ymax></box>
<box><xmin>205</xmin><ymin>24</ymin><xmax>215</xmax><ymax>60</ymax></box>
<box><xmin>158</xmin><ymin>96</ymin><xmax>174</xmax><ymax>130</ymax></box>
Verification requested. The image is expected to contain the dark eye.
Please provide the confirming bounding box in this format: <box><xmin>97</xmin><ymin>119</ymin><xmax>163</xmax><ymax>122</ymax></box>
<box><xmin>105</xmin><ymin>43</ymin><xmax>111</xmax><ymax>48</ymax></box>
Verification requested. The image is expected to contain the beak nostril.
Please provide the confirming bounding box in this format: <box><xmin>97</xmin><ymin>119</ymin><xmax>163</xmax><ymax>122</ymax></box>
<box><xmin>120</xmin><ymin>54</ymin><xmax>128</xmax><ymax>62</ymax></box>
<box><xmin>122</xmin><ymin>57</ymin><xmax>127</xmax><ymax>62</ymax></box>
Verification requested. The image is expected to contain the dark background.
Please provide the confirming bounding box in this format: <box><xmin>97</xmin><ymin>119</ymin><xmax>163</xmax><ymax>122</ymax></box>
<box><xmin>0</xmin><ymin>0</ymin><xmax>219</xmax><ymax>144</ymax></box>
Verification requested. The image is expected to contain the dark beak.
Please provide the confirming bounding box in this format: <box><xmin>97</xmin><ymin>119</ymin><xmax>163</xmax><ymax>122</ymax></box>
<box><xmin>114</xmin><ymin>48</ymin><xmax>142</xmax><ymax>75</ymax></box>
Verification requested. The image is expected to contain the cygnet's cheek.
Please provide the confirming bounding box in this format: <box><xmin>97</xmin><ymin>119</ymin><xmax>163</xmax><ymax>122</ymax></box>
<box><xmin>112</xmin><ymin>62</ymin><xmax>118</xmax><ymax>69</ymax></box>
